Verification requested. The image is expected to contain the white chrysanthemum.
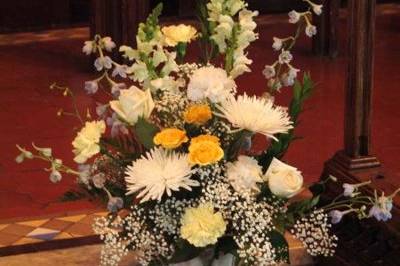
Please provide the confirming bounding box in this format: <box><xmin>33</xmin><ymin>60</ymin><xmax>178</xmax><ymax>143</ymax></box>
<box><xmin>226</xmin><ymin>155</ymin><xmax>263</xmax><ymax>193</ymax></box>
<box><xmin>125</xmin><ymin>148</ymin><xmax>199</xmax><ymax>203</ymax></box>
<box><xmin>216</xmin><ymin>94</ymin><xmax>293</xmax><ymax>140</ymax></box>
<box><xmin>187</xmin><ymin>66</ymin><xmax>236</xmax><ymax>103</ymax></box>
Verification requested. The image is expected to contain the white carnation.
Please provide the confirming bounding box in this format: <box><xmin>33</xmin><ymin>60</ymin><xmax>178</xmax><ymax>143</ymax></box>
<box><xmin>227</xmin><ymin>155</ymin><xmax>263</xmax><ymax>193</ymax></box>
<box><xmin>187</xmin><ymin>66</ymin><xmax>236</xmax><ymax>103</ymax></box>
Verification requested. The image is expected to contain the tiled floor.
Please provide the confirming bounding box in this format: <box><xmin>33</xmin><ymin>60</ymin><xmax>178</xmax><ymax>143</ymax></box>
<box><xmin>0</xmin><ymin>211</ymin><xmax>107</xmax><ymax>255</ymax></box>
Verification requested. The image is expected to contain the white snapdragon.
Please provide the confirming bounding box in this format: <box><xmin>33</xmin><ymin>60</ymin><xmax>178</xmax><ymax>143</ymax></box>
<box><xmin>212</xmin><ymin>15</ymin><xmax>235</xmax><ymax>52</ymax></box>
<box><xmin>230</xmin><ymin>50</ymin><xmax>253</xmax><ymax>78</ymax></box>
<box><xmin>127</xmin><ymin>61</ymin><xmax>149</xmax><ymax>83</ymax></box>
<box><xmin>101</xmin><ymin>37</ymin><xmax>116</xmax><ymax>52</ymax></box>
<box><xmin>161</xmin><ymin>51</ymin><xmax>179</xmax><ymax>76</ymax></box>
<box><xmin>82</xmin><ymin>41</ymin><xmax>95</xmax><ymax>55</ymax></box>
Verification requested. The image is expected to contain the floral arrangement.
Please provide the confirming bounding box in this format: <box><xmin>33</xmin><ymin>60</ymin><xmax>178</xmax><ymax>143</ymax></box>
<box><xmin>15</xmin><ymin>1</ymin><xmax>399</xmax><ymax>265</ymax></box>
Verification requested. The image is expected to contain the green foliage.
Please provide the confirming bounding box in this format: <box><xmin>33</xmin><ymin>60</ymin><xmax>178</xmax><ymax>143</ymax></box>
<box><xmin>195</xmin><ymin>0</ymin><xmax>218</xmax><ymax>63</ymax></box>
<box><xmin>287</xmin><ymin>195</ymin><xmax>320</xmax><ymax>220</ymax></box>
<box><xmin>60</xmin><ymin>190</ymin><xmax>87</xmax><ymax>202</ymax></box>
<box><xmin>225</xmin><ymin>130</ymin><xmax>251</xmax><ymax>161</ymax></box>
<box><xmin>268</xmin><ymin>230</ymin><xmax>290</xmax><ymax>263</ymax></box>
<box><xmin>139</xmin><ymin>3</ymin><xmax>163</xmax><ymax>42</ymax></box>
<box><xmin>215</xmin><ymin>236</ymin><xmax>238</xmax><ymax>257</ymax></box>
<box><xmin>257</xmin><ymin>73</ymin><xmax>314</xmax><ymax>171</ymax></box>
<box><xmin>169</xmin><ymin>239</ymin><xmax>202</xmax><ymax>263</ymax></box>
<box><xmin>224</xmin><ymin>24</ymin><xmax>240</xmax><ymax>73</ymax></box>
<box><xmin>134</xmin><ymin>118</ymin><xmax>159</xmax><ymax>149</ymax></box>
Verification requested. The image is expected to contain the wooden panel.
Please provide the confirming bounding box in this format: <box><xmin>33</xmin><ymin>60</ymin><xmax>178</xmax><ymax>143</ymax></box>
<box><xmin>344</xmin><ymin>0</ymin><xmax>376</xmax><ymax>158</ymax></box>
<box><xmin>0</xmin><ymin>0</ymin><xmax>71</xmax><ymax>33</ymax></box>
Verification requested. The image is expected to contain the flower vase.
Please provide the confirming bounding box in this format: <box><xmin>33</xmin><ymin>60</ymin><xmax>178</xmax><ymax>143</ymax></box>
<box><xmin>170</xmin><ymin>253</ymin><xmax>235</xmax><ymax>266</ymax></box>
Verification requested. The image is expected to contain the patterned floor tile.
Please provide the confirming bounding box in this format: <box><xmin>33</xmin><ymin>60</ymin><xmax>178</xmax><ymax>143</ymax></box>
<box><xmin>27</xmin><ymin>228</ymin><xmax>60</xmax><ymax>241</ymax></box>
<box><xmin>94</xmin><ymin>211</ymin><xmax>108</xmax><ymax>217</ymax></box>
<box><xmin>56</xmin><ymin>214</ymin><xmax>87</xmax><ymax>223</ymax></box>
<box><xmin>78</xmin><ymin>214</ymin><xmax>100</xmax><ymax>225</ymax></box>
<box><xmin>12</xmin><ymin>237</ymin><xmax>42</xmax><ymax>245</ymax></box>
<box><xmin>17</xmin><ymin>219</ymin><xmax>49</xmax><ymax>228</ymax></box>
<box><xmin>0</xmin><ymin>211</ymin><xmax>107</xmax><ymax>251</ymax></box>
<box><xmin>0</xmin><ymin>225</ymin><xmax>9</xmax><ymax>231</ymax></box>
<box><xmin>0</xmin><ymin>224</ymin><xmax>35</xmax><ymax>236</ymax></box>
<box><xmin>52</xmin><ymin>232</ymin><xmax>73</xmax><ymax>240</ymax></box>
<box><xmin>64</xmin><ymin>223</ymin><xmax>93</xmax><ymax>237</ymax></box>
<box><xmin>41</xmin><ymin>219</ymin><xmax>73</xmax><ymax>231</ymax></box>
<box><xmin>0</xmin><ymin>232</ymin><xmax>22</xmax><ymax>246</ymax></box>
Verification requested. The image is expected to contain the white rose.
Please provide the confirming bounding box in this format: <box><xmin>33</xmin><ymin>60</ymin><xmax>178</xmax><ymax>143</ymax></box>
<box><xmin>264</xmin><ymin>158</ymin><xmax>303</xmax><ymax>198</ymax></box>
<box><xmin>110</xmin><ymin>86</ymin><xmax>155</xmax><ymax>125</ymax></box>
<box><xmin>72</xmin><ymin>121</ymin><xmax>106</xmax><ymax>164</ymax></box>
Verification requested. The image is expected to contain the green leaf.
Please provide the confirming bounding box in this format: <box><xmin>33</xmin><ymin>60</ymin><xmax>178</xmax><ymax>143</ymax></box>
<box><xmin>60</xmin><ymin>190</ymin><xmax>87</xmax><ymax>202</ymax></box>
<box><xmin>268</xmin><ymin>230</ymin><xmax>289</xmax><ymax>263</ymax></box>
<box><xmin>257</xmin><ymin>73</ymin><xmax>315</xmax><ymax>170</ymax></box>
<box><xmin>169</xmin><ymin>239</ymin><xmax>202</xmax><ymax>263</ymax></box>
<box><xmin>215</xmin><ymin>236</ymin><xmax>238</xmax><ymax>255</ymax></box>
<box><xmin>134</xmin><ymin>118</ymin><xmax>159</xmax><ymax>149</ymax></box>
<box><xmin>293</xmin><ymin>80</ymin><xmax>302</xmax><ymax>101</ymax></box>
<box><xmin>287</xmin><ymin>195</ymin><xmax>320</xmax><ymax>216</ymax></box>
<box><xmin>309</xmin><ymin>182</ymin><xmax>326</xmax><ymax>196</ymax></box>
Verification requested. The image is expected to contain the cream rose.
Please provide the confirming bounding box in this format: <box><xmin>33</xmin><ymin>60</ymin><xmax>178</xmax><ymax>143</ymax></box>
<box><xmin>72</xmin><ymin>120</ymin><xmax>106</xmax><ymax>164</ymax></box>
<box><xmin>110</xmin><ymin>86</ymin><xmax>155</xmax><ymax>125</ymax></box>
<box><xmin>264</xmin><ymin>158</ymin><xmax>303</xmax><ymax>198</ymax></box>
<box><xmin>162</xmin><ymin>24</ymin><xmax>197</xmax><ymax>47</ymax></box>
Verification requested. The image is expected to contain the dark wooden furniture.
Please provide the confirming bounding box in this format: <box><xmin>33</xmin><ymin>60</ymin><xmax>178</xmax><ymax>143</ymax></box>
<box><xmin>321</xmin><ymin>0</ymin><xmax>400</xmax><ymax>264</ymax></box>
<box><xmin>313</xmin><ymin>0</ymin><xmax>341</xmax><ymax>57</ymax></box>
<box><xmin>90</xmin><ymin>0</ymin><xmax>150</xmax><ymax>48</ymax></box>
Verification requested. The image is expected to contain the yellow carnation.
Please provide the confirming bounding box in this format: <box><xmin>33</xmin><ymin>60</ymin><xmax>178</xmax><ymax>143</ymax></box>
<box><xmin>188</xmin><ymin>135</ymin><xmax>224</xmax><ymax>165</ymax></box>
<box><xmin>153</xmin><ymin>128</ymin><xmax>189</xmax><ymax>149</ymax></box>
<box><xmin>162</xmin><ymin>24</ymin><xmax>198</xmax><ymax>47</ymax></box>
<box><xmin>184</xmin><ymin>104</ymin><xmax>212</xmax><ymax>125</ymax></box>
<box><xmin>72</xmin><ymin>120</ymin><xmax>106</xmax><ymax>164</ymax></box>
<box><xmin>180</xmin><ymin>203</ymin><xmax>226</xmax><ymax>247</ymax></box>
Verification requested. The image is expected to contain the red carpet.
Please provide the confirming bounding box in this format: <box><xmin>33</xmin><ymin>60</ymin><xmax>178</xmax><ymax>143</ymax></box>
<box><xmin>0</xmin><ymin>4</ymin><xmax>399</xmax><ymax>219</ymax></box>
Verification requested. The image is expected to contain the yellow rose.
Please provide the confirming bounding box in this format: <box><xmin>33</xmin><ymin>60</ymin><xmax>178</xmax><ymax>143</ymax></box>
<box><xmin>188</xmin><ymin>135</ymin><xmax>224</xmax><ymax>165</ymax></box>
<box><xmin>72</xmin><ymin>120</ymin><xmax>106</xmax><ymax>164</ymax></box>
<box><xmin>162</xmin><ymin>24</ymin><xmax>198</xmax><ymax>47</ymax></box>
<box><xmin>191</xmin><ymin>134</ymin><xmax>220</xmax><ymax>145</ymax></box>
<box><xmin>180</xmin><ymin>203</ymin><xmax>226</xmax><ymax>247</ymax></box>
<box><xmin>184</xmin><ymin>104</ymin><xmax>212</xmax><ymax>125</ymax></box>
<box><xmin>153</xmin><ymin>128</ymin><xmax>189</xmax><ymax>149</ymax></box>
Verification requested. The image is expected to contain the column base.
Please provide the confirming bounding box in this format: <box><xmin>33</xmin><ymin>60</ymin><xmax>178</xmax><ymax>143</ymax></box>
<box><xmin>320</xmin><ymin>151</ymin><xmax>400</xmax><ymax>266</ymax></box>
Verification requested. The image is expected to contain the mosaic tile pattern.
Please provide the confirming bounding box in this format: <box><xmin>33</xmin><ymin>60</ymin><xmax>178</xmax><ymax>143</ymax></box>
<box><xmin>0</xmin><ymin>211</ymin><xmax>108</xmax><ymax>249</ymax></box>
